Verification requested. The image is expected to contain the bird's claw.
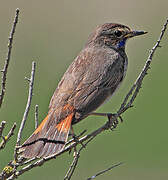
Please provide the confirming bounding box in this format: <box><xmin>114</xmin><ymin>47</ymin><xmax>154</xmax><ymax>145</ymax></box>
<box><xmin>107</xmin><ymin>113</ymin><xmax>120</xmax><ymax>130</ymax></box>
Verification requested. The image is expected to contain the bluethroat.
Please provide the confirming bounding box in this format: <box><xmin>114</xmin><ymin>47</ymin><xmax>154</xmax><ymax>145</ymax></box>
<box><xmin>21</xmin><ymin>23</ymin><xmax>147</xmax><ymax>158</ymax></box>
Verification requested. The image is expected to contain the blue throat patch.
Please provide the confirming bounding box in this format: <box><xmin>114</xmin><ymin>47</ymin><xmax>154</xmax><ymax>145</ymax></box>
<box><xmin>117</xmin><ymin>39</ymin><xmax>126</xmax><ymax>48</ymax></box>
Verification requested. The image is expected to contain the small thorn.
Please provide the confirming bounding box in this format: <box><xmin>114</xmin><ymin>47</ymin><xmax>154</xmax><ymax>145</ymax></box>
<box><xmin>16</xmin><ymin>8</ymin><xmax>20</xmax><ymax>13</ymax></box>
<box><xmin>24</xmin><ymin>77</ymin><xmax>30</xmax><ymax>82</ymax></box>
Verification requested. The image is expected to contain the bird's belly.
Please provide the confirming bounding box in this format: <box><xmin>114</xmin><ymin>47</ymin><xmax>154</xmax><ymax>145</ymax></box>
<box><xmin>101</xmin><ymin>78</ymin><xmax>123</xmax><ymax>106</ymax></box>
<box><xmin>72</xmin><ymin>79</ymin><xmax>123</xmax><ymax>124</ymax></box>
<box><xmin>73</xmin><ymin>54</ymin><xmax>128</xmax><ymax>124</ymax></box>
<box><xmin>104</xmin><ymin>57</ymin><xmax>128</xmax><ymax>104</ymax></box>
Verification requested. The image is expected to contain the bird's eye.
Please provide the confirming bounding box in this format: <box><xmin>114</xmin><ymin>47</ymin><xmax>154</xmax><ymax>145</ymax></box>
<box><xmin>114</xmin><ymin>30</ymin><xmax>122</xmax><ymax>37</ymax></box>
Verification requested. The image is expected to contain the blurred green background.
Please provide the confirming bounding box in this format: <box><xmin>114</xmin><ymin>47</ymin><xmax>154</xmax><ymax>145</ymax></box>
<box><xmin>0</xmin><ymin>1</ymin><xmax>168</xmax><ymax>179</ymax></box>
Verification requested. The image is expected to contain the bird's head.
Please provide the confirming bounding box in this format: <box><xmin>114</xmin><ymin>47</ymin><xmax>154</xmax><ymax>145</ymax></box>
<box><xmin>87</xmin><ymin>23</ymin><xmax>147</xmax><ymax>50</ymax></box>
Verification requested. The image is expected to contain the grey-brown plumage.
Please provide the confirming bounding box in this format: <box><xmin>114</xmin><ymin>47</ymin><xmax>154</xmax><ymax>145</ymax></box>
<box><xmin>21</xmin><ymin>23</ymin><xmax>147</xmax><ymax>158</ymax></box>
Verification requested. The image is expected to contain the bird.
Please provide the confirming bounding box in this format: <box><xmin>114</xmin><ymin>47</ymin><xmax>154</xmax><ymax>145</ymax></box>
<box><xmin>20</xmin><ymin>23</ymin><xmax>147</xmax><ymax>158</ymax></box>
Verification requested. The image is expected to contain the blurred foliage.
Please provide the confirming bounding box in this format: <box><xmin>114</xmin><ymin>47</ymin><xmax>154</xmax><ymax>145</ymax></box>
<box><xmin>0</xmin><ymin>0</ymin><xmax>168</xmax><ymax>179</ymax></box>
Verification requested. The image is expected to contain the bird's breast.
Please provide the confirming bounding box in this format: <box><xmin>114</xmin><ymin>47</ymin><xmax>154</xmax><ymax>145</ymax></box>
<box><xmin>104</xmin><ymin>51</ymin><xmax>128</xmax><ymax>103</ymax></box>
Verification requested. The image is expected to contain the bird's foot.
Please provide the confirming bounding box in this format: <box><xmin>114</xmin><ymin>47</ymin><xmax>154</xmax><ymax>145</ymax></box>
<box><xmin>107</xmin><ymin>113</ymin><xmax>118</xmax><ymax>130</ymax></box>
<box><xmin>107</xmin><ymin>113</ymin><xmax>123</xmax><ymax>131</ymax></box>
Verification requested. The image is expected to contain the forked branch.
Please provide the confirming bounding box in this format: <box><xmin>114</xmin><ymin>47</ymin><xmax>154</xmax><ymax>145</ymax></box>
<box><xmin>0</xmin><ymin>8</ymin><xmax>19</xmax><ymax>108</ymax></box>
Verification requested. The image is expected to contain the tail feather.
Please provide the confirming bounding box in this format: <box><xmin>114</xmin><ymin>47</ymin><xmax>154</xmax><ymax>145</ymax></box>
<box><xmin>21</xmin><ymin>113</ymin><xmax>73</xmax><ymax>158</ymax></box>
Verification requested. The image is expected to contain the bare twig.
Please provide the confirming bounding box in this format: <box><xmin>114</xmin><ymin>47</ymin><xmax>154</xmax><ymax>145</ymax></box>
<box><xmin>0</xmin><ymin>62</ymin><xmax>37</xmax><ymax>179</ymax></box>
<box><xmin>34</xmin><ymin>105</ymin><xmax>38</xmax><ymax>129</ymax></box>
<box><xmin>117</xmin><ymin>18</ymin><xmax>168</xmax><ymax>116</ymax></box>
<box><xmin>16</xmin><ymin>62</ymin><xmax>36</xmax><ymax>146</ymax></box>
<box><xmin>64</xmin><ymin>136</ymin><xmax>96</xmax><ymax>180</ymax></box>
<box><xmin>0</xmin><ymin>121</ymin><xmax>6</xmax><ymax>138</ymax></box>
<box><xmin>0</xmin><ymin>123</ymin><xmax>16</xmax><ymax>150</ymax></box>
<box><xmin>64</xmin><ymin>151</ymin><xmax>80</xmax><ymax>180</ymax></box>
<box><xmin>87</xmin><ymin>162</ymin><xmax>124</xmax><ymax>180</ymax></box>
<box><xmin>20</xmin><ymin>157</ymin><xmax>38</xmax><ymax>166</ymax></box>
<box><xmin>0</xmin><ymin>9</ymin><xmax>19</xmax><ymax>108</ymax></box>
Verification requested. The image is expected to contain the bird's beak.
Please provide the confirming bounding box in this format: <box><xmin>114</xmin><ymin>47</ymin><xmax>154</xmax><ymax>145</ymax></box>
<box><xmin>126</xmin><ymin>30</ymin><xmax>148</xmax><ymax>38</ymax></box>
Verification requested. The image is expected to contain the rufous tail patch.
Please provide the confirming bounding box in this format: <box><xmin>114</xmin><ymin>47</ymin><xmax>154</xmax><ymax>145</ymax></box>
<box><xmin>56</xmin><ymin>113</ymin><xmax>73</xmax><ymax>132</ymax></box>
<box><xmin>34</xmin><ymin>115</ymin><xmax>48</xmax><ymax>134</ymax></box>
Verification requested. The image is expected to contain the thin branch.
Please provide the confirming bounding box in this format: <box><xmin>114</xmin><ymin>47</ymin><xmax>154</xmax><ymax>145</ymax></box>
<box><xmin>0</xmin><ymin>123</ymin><xmax>16</xmax><ymax>150</ymax></box>
<box><xmin>0</xmin><ymin>9</ymin><xmax>20</xmax><ymax>108</ymax></box>
<box><xmin>87</xmin><ymin>162</ymin><xmax>124</xmax><ymax>180</ymax></box>
<box><xmin>64</xmin><ymin>136</ymin><xmax>96</xmax><ymax>180</ymax></box>
<box><xmin>7</xmin><ymin>130</ymin><xmax>104</xmax><ymax>180</ymax></box>
<box><xmin>20</xmin><ymin>157</ymin><xmax>38</xmax><ymax>166</ymax></box>
<box><xmin>0</xmin><ymin>121</ymin><xmax>6</xmax><ymax>138</ymax></box>
<box><xmin>117</xmin><ymin>18</ymin><xmax>168</xmax><ymax>115</ymax></box>
<box><xmin>34</xmin><ymin>105</ymin><xmax>38</xmax><ymax>129</ymax></box>
<box><xmin>16</xmin><ymin>62</ymin><xmax>36</xmax><ymax>146</ymax></box>
<box><xmin>64</xmin><ymin>151</ymin><xmax>80</xmax><ymax>180</ymax></box>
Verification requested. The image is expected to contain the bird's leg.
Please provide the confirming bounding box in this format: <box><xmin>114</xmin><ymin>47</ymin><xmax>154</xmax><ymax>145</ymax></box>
<box><xmin>69</xmin><ymin>126</ymin><xmax>85</xmax><ymax>156</ymax></box>
<box><xmin>89</xmin><ymin>112</ymin><xmax>123</xmax><ymax>130</ymax></box>
<box><xmin>70</xmin><ymin>126</ymin><xmax>77</xmax><ymax>157</ymax></box>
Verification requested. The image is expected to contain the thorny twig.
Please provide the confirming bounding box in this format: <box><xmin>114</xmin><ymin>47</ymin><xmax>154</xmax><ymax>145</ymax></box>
<box><xmin>0</xmin><ymin>122</ymin><xmax>16</xmax><ymax>150</ymax></box>
<box><xmin>13</xmin><ymin>61</ymin><xmax>36</xmax><ymax>171</ymax></box>
<box><xmin>0</xmin><ymin>9</ymin><xmax>19</xmax><ymax>179</ymax></box>
<box><xmin>7</xmin><ymin>125</ymin><xmax>115</xmax><ymax>180</ymax></box>
<box><xmin>87</xmin><ymin>162</ymin><xmax>124</xmax><ymax>180</ymax></box>
<box><xmin>0</xmin><ymin>9</ymin><xmax>19</xmax><ymax>108</ymax></box>
<box><xmin>34</xmin><ymin>105</ymin><xmax>39</xmax><ymax>129</ymax></box>
<box><xmin>1</xmin><ymin>18</ymin><xmax>168</xmax><ymax>180</ymax></box>
<box><xmin>64</xmin><ymin>136</ymin><xmax>96</xmax><ymax>180</ymax></box>
<box><xmin>117</xmin><ymin>18</ymin><xmax>168</xmax><ymax>115</ymax></box>
<box><xmin>0</xmin><ymin>62</ymin><xmax>36</xmax><ymax>180</ymax></box>
<box><xmin>64</xmin><ymin>151</ymin><xmax>80</xmax><ymax>180</ymax></box>
<box><xmin>0</xmin><ymin>121</ymin><xmax>6</xmax><ymax>138</ymax></box>
<box><xmin>16</xmin><ymin>62</ymin><xmax>36</xmax><ymax>146</ymax></box>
